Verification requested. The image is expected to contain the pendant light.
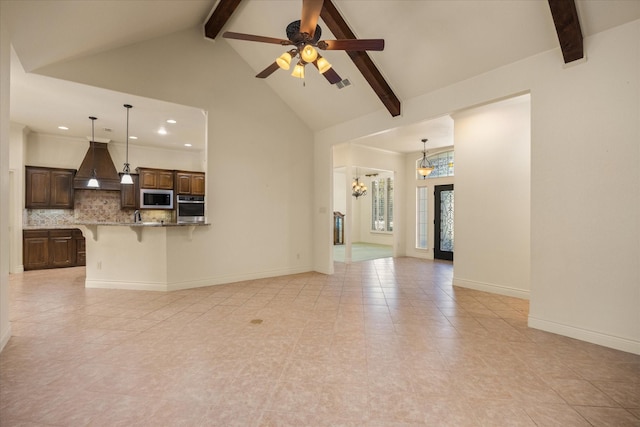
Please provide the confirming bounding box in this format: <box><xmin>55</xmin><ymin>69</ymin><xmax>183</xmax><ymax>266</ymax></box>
<box><xmin>120</xmin><ymin>104</ymin><xmax>134</xmax><ymax>184</ymax></box>
<box><xmin>417</xmin><ymin>138</ymin><xmax>434</xmax><ymax>179</ymax></box>
<box><xmin>87</xmin><ymin>116</ymin><xmax>100</xmax><ymax>188</ymax></box>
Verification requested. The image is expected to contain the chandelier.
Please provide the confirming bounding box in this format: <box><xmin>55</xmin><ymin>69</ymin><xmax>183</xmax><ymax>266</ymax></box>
<box><xmin>352</xmin><ymin>176</ymin><xmax>367</xmax><ymax>199</ymax></box>
<box><xmin>417</xmin><ymin>138</ymin><xmax>434</xmax><ymax>178</ymax></box>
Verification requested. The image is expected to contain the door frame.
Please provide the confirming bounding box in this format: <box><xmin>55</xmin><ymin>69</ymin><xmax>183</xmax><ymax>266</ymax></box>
<box><xmin>434</xmin><ymin>184</ymin><xmax>454</xmax><ymax>261</ymax></box>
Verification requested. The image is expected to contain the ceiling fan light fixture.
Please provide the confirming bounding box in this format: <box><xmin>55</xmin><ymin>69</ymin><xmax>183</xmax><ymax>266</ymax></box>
<box><xmin>300</xmin><ymin>44</ymin><xmax>318</xmax><ymax>63</ymax></box>
<box><xmin>291</xmin><ymin>62</ymin><xmax>305</xmax><ymax>79</ymax></box>
<box><xmin>276</xmin><ymin>51</ymin><xmax>293</xmax><ymax>70</ymax></box>
<box><xmin>316</xmin><ymin>56</ymin><xmax>332</xmax><ymax>74</ymax></box>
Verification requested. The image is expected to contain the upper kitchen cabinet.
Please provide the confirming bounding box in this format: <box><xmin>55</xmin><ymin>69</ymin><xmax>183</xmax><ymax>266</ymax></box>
<box><xmin>175</xmin><ymin>171</ymin><xmax>205</xmax><ymax>195</ymax></box>
<box><xmin>138</xmin><ymin>167</ymin><xmax>174</xmax><ymax>190</ymax></box>
<box><xmin>25</xmin><ymin>166</ymin><xmax>76</xmax><ymax>209</ymax></box>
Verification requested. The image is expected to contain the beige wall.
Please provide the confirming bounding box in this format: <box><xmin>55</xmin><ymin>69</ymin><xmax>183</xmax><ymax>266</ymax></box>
<box><xmin>25</xmin><ymin>132</ymin><xmax>204</xmax><ymax>173</ymax></box>
<box><xmin>1</xmin><ymin>0</ymin><xmax>12</xmax><ymax>351</ymax></box>
<box><xmin>315</xmin><ymin>21</ymin><xmax>640</xmax><ymax>354</ymax></box>
<box><xmin>9</xmin><ymin>124</ymin><xmax>27</xmax><ymax>273</ymax></box>
<box><xmin>453</xmin><ymin>94</ymin><xmax>531</xmax><ymax>299</ymax></box>
<box><xmin>18</xmin><ymin>27</ymin><xmax>316</xmax><ymax>288</ymax></box>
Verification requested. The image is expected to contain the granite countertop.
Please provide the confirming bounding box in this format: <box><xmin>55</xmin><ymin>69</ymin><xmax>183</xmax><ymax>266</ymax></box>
<box><xmin>24</xmin><ymin>222</ymin><xmax>209</xmax><ymax>229</ymax></box>
<box><xmin>78</xmin><ymin>221</ymin><xmax>209</xmax><ymax>227</ymax></box>
<box><xmin>23</xmin><ymin>224</ymin><xmax>83</xmax><ymax>230</ymax></box>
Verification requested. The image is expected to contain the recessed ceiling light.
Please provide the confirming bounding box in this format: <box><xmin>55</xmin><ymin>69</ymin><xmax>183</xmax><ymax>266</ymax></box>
<box><xmin>158</xmin><ymin>128</ymin><xmax>167</xmax><ymax>135</ymax></box>
<box><xmin>129</xmin><ymin>136</ymin><xmax>138</xmax><ymax>140</ymax></box>
<box><xmin>166</xmin><ymin>119</ymin><xmax>177</xmax><ymax>124</ymax></box>
<box><xmin>184</xmin><ymin>143</ymin><xmax>192</xmax><ymax>147</ymax></box>
<box><xmin>58</xmin><ymin>126</ymin><xmax>69</xmax><ymax>130</ymax></box>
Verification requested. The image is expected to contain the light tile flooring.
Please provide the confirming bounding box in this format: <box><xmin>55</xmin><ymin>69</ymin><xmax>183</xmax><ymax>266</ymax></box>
<box><xmin>333</xmin><ymin>243</ymin><xmax>394</xmax><ymax>263</ymax></box>
<box><xmin>1</xmin><ymin>258</ymin><xmax>639</xmax><ymax>426</ymax></box>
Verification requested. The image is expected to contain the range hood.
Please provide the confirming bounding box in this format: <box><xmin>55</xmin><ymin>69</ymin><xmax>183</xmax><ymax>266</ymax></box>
<box><xmin>73</xmin><ymin>141</ymin><xmax>121</xmax><ymax>190</ymax></box>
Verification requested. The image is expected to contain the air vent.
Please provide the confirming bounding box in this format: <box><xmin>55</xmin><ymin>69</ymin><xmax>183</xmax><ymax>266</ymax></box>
<box><xmin>336</xmin><ymin>79</ymin><xmax>351</xmax><ymax>89</ymax></box>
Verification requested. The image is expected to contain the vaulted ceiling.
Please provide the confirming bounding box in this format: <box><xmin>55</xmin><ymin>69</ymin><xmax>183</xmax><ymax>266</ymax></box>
<box><xmin>5</xmin><ymin>0</ymin><xmax>640</xmax><ymax>153</ymax></box>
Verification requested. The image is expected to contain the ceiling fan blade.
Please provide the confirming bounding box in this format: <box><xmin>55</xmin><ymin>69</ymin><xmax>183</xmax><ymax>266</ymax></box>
<box><xmin>312</xmin><ymin>60</ymin><xmax>342</xmax><ymax>84</ymax></box>
<box><xmin>300</xmin><ymin>0</ymin><xmax>323</xmax><ymax>38</ymax></box>
<box><xmin>223</xmin><ymin>31</ymin><xmax>291</xmax><ymax>46</ymax></box>
<box><xmin>320</xmin><ymin>39</ymin><xmax>385</xmax><ymax>51</ymax></box>
<box><xmin>256</xmin><ymin>62</ymin><xmax>281</xmax><ymax>79</ymax></box>
<box><xmin>322</xmin><ymin>67</ymin><xmax>342</xmax><ymax>85</ymax></box>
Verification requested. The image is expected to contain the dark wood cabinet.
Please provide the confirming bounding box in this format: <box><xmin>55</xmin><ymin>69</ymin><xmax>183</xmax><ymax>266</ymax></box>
<box><xmin>120</xmin><ymin>173</ymin><xmax>139</xmax><ymax>209</ymax></box>
<box><xmin>26</xmin><ymin>166</ymin><xmax>75</xmax><ymax>209</ymax></box>
<box><xmin>138</xmin><ymin>168</ymin><xmax>174</xmax><ymax>190</ymax></box>
<box><xmin>23</xmin><ymin>229</ymin><xmax>85</xmax><ymax>271</ymax></box>
<box><xmin>175</xmin><ymin>171</ymin><xmax>205</xmax><ymax>195</ymax></box>
<box><xmin>23</xmin><ymin>230</ymin><xmax>49</xmax><ymax>270</ymax></box>
<box><xmin>191</xmin><ymin>173</ymin><xmax>205</xmax><ymax>196</ymax></box>
<box><xmin>74</xmin><ymin>229</ymin><xmax>86</xmax><ymax>266</ymax></box>
<box><xmin>49</xmin><ymin>229</ymin><xmax>75</xmax><ymax>268</ymax></box>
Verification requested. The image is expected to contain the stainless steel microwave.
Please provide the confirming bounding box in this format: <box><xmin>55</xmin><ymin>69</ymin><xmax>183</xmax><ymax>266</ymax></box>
<box><xmin>140</xmin><ymin>189</ymin><xmax>174</xmax><ymax>209</ymax></box>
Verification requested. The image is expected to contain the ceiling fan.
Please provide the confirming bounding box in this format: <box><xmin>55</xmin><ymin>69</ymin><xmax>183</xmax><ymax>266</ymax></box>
<box><xmin>222</xmin><ymin>0</ymin><xmax>384</xmax><ymax>84</ymax></box>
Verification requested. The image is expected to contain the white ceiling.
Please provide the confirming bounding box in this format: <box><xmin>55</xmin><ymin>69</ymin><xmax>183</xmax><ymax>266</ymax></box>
<box><xmin>5</xmin><ymin>0</ymin><xmax>640</xmax><ymax>154</ymax></box>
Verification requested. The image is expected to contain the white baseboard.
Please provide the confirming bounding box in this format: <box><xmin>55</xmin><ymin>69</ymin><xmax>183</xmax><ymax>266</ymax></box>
<box><xmin>86</xmin><ymin>264</ymin><xmax>314</xmax><ymax>292</ymax></box>
<box><xmin>453</xmin><ymin>277</ymin><xmax>530</xmax><ymax>300</ymax></box>
<box><xmin>528</xmin><ymin>315</ymin><xmax>640</xmax><ymax>355</ymax></box>
<box><xmin>166</xmin><ymin>264</ymin><xmax>313</xmax><ymax>291</ymax></box>
<box><xmin>86</xmin><ymin>279</ymin><xmax>169</xmax><ymax>291</ymax></box>
<box><xmin>0</xmin><ymin>324</ymin><xmax>11</xmax><ymax>353</ymax></box>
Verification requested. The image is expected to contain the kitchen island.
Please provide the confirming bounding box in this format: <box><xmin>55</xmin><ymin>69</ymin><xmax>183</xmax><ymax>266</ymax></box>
<box><xmin>76</xmin><ymin>222</ymin><xmax>211</xmax><ymax>291</ymax></box>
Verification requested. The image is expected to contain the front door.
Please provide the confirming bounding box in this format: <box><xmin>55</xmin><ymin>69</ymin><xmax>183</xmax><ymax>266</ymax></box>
<box><xmin>434</xmin><ymin>184</ymin><xmax>454</xmax><ymax>261</ymax></box>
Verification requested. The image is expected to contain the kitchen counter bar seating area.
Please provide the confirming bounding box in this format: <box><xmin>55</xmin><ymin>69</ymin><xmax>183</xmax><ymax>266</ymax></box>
<box><xmin>77</xmin><ymin>222</ymin><xmax>211</xmax><ymax>292</ymax></box>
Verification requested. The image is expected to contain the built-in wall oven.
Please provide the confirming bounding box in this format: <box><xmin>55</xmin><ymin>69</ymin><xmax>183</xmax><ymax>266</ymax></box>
<box><xmin>177</xmin><ymin>195</ymin><xmax>205</xmax><ymax>223</ymax></box>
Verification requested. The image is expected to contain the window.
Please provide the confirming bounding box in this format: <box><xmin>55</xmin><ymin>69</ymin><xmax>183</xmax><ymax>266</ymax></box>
<box><xmin>371</xmin><ymin>176</ymin><xmax>393</xmax><ymax>232</ymax></box>
<box><xmin>416</xmin><ymin>150</ymin><xmax>454</xmax><ymax>179</ymax></box>
<box><xmin>416</xmin><ymin>186</ymin><xmax>428</xmax><ymax>249</ymax></box>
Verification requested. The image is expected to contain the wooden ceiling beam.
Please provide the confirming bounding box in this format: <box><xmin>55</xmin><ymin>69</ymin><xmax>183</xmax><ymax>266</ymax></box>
<box><xmin>204</xmin><ymin>0</ymin><xmax>244</xmax><ymax>40</ymax></box>
<box><xmin>548</xmin><ymin>0</ymin><xmax>584</xmax><ymax>63</ymax></box>
<box><xmin>320</xmin><ymin>0</ymin><xmax>401</xmax><ymax>117</ymax></box>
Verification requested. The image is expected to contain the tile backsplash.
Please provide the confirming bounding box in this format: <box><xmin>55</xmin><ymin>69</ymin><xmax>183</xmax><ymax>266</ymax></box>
<box><xmin>25</xmin><ymin>190</ymin><xmax>173</xmax><ymax>226</ymax></box>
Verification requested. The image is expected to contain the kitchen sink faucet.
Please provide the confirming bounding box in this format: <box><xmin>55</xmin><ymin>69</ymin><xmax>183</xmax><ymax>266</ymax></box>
<box><xmin>133</xmin><ymin>210</ymin><xmax>141</xmax><ymax>223</ymax></box>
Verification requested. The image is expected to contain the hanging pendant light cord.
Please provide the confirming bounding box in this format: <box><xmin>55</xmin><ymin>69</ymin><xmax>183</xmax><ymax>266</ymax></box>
<box><xmin>90</xmin><ymin>116</ymin><xmax>96</xmax><ymax>175</ymax></box>
<box><xmin>124</xmin><ymin>104</ymin><xmax>132</xmax><ymax>174</ymax></box>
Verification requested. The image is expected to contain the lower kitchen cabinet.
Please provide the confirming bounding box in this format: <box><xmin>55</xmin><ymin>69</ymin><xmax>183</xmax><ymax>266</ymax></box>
<box><xmin>75</xmin><ymin>230</ymin><xmax>86</xmax><ymax>266</ymax></box>
<box><xmin>23</xmin><ymin>228</ymin><xmax>86</xmax><ymax>271</ymax></box>
<box><xmin>22</xmin><ymin>230</ymin><xmax>49</xmax><ymax>270</ymax></box>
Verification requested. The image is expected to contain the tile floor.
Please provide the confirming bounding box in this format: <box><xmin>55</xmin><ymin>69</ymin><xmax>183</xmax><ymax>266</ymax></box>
<box><xmin>1</xmin><ymin>258</ymin><xmax>639</xmax><ymax>426</ymax></box>
<box><xmin>333</xmin><ymin>243</ymin><xmax>394</xmax><ymax>263</ymax></box>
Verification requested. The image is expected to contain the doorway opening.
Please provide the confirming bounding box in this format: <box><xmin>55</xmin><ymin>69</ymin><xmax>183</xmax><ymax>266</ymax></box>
<box><xmin>332</xmin><ymin>166</ymin><xmax>394</xmax><ymax>263</ymax></box>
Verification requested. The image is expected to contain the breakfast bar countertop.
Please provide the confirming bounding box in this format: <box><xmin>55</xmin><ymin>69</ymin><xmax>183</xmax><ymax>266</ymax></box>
<box><xmin>75</xmin><ymin>221</ymin><xmax>210</xmax><ymax>227</ymax></box>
